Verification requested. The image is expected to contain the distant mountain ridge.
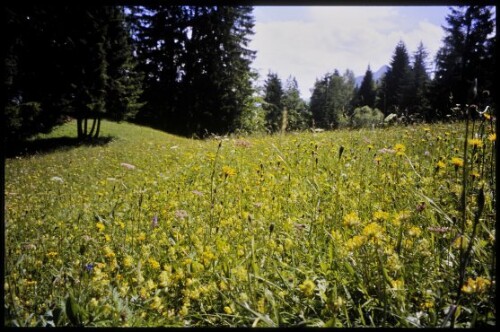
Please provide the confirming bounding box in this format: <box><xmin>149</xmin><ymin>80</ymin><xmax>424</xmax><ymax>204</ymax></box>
<box><xmin>355</xmin><ymin>65</ymin><xmax>389</xmax><ymax>87</ymax></box>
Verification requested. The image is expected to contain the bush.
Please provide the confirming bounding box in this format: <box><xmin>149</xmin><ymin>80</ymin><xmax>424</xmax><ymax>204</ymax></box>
<box><xmin>350</xmin><ymin>106</ymin><xmax>384</xmax><ymax>128</ymax></box>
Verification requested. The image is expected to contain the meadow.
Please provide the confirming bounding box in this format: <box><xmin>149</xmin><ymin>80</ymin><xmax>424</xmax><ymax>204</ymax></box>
<box><xmin>4</xmin><ymin>116</ymin><xmax>496</xmax><ymax>327</ymax></box>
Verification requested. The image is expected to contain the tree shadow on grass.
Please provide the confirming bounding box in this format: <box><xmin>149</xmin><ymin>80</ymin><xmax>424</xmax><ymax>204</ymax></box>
<box><xmin>5</xmin><ymin>136</ymin><xmax>115</xmax><ymax>158</ymax></box>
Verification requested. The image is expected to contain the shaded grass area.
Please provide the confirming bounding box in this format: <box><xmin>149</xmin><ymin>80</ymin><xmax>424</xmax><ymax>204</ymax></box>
<box><xmin>5</xmin><ymin>136</ymin><xmax>115</xmax><ymax>158</ymax></box>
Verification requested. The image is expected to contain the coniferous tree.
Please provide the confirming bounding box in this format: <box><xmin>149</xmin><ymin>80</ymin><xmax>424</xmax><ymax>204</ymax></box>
<box><xmin>310</xmin><ymin>69</ymin><xmax>355</xmax><ymax>129</ymax></box>
<box><xmin>430</xmin><ymin>6</ymin><xmax>495</xmax><ymax>119</ymax></box>
<box><xmin>263</xmin><ymin>72</ymin><xmax>284</xmax><ymax>133</ymax></box>
<box><xmin>356</xmin><ymin>66</ymin><xmax>376</xmax><ymax>108</ymax></box>
<box><xmin>131</xmin><ymin>6</ymin><xmax>255</xmax><ymax>136</ymax></box>
<box><xmin>378</xmin><ymin>41</ymin><xmax>412</xmax><ymax>115</ymax></box>
<box><xmin>281</xmin><ymin>76</ymin><xmax>309</xmax><ymax>131</ymax></box>
<box><xmin>129</xmin><ymin>5</ymin><xmax>189</xmax><ymax>132</ymax></box>
<box><xmin>408</xmin><ymin>42</ymin><xmax>431</xmax><ymax>120</ymax></box>
<box><xmin>309</xmin><ymin>76</ymin><xmax>329</xmax><ymax>129</ymax></box>
<box><xmin>4</xmin><ymin>6</ymin><xmax>69</xmax><ymax>143</ymax></box>
<box><xmin>3</xmin><ymin>6</ymin><xmax>142</xmax><ymax>143</ymax></box>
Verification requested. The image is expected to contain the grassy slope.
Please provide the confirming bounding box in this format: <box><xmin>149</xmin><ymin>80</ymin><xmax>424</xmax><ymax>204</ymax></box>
<box><xmin>4</xmin><ymin>120</ymin><xmax>496</xmax><ymax>327</ymax></box>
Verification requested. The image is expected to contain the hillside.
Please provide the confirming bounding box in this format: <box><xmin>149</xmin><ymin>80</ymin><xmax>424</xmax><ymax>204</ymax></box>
<box><xmin>4</xmin><ymin>120</ymin><xmax>496</xmax><ymax>327</ymax></box>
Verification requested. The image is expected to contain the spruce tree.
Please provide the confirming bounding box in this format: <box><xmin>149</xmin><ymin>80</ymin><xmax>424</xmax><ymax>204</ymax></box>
<box><xmin>356</xmin><ymin>66</ymin><xmax>376</xmax><ymax>108</ymax></box>
<box><xmin>281</xmin><ymin>76</ymin><xmax>309</xmax><ymax>131</ymax></box>
<box><xmin>263</xmin><ymin>72</ymin><xmax>284</xmax><ymax>133</ymax></box>
<box><xmin>408</xmin><ymin>42</ymin><xmax>431</xmax><ymax>120</ymax></box>
<box><xmin>309</xmin><ymin>76</ymin><xmax>329</xmax><ymax>129</ymax></box>
<box><xmin>131</xmin><ymin>5</ymin><xmax>255</xmax><ymax>136</ymax></box>
<box><xmin>431</xmin><ymin>6</ymin><xmax>495</xmax><ymax>119</ymax></box>
<box><xmin>380</xmin><ymin>41</ymin><xmax>412</xmax><ymax>115</ymax></box>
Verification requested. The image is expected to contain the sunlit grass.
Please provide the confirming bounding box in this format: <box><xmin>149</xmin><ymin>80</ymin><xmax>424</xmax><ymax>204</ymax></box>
<box><xmin>4</xmin><ymin>119</ymin><xmax>495</xmax><ymax>327</ymax></box>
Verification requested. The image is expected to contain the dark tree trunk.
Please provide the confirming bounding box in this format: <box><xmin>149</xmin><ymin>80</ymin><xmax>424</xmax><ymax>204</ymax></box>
<box><xmin>77</xmin><ymin>117</ymin><xmax>83</xmax><ymax>139</ymax></box>
<box><xmin>83</xmin><ymin>118</ymin><xmax>88</xmax><ymax>136</ymax></box>
<box><xmin>88</xmin><ymin>117</ymin><xmax>97</xmax><ymax>137</ymax></box>
<box><xmin>94</xmin><ymin>117</ymin><xmax>101</xmax><ymax>138</ymax></box>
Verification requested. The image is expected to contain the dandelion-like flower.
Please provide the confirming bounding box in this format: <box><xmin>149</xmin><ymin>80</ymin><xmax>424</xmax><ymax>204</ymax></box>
<box><xmin>394</xmin><ymin>143</ymin><xmax>406</xmax><ymax>155</ymax></box>
<box><xmin>462</xmin><ymin>276</ymin><xmax>491</xmax><ymax>294</ymax></box>
<box><xmin>468</xmin><ymin>138</ymin><xmax>483</xmax><ymax>148</ymax></box>
<box><xmin>96</xmin><ymin>222</ymin><xmax>105</xmax><ymax>232</ymax></box>
<box><xmin>470</xmin><ymin>170</ymin><xmax>480</xmax><ymax>180</ymax></box>
<box><xmin>436</xmin><ymin>160</ymin><xmax>446</xmax><ymax>170</ymax></box>
<box><xmin>222</xmin><ymin>165</ymin><xmax>237</xmax><ymax>177</ymax></box>
<box><xmin>488</xmin><ymin>133</ymin><xmax>496</xmax><ymax>142</ymax></box>
<box><xmin>450</xmin><ymin>157</ymin><xmax>464</xmax><ymax>168</ymax></box>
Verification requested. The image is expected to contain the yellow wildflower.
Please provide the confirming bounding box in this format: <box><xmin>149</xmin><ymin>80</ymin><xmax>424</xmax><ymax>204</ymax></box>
<box><xmin>346</xmin><ymin>235</ymin><xmax>366</xmax><ymax>250</ymax></box>
<box><xmin>450</xmin><ymin>157</ymin><xmax>464</xmax><ymax>168</ymax></box>
<box><xmin>96</xmin><ymin>222</ymin><xmax>105</xmax><ymax>232</ymax></box>
<box><xmin>137</xmin><ymin>232</ymin><xmax>146</xmax><ymax>242</ymax></box>
<box><xmin>219</xmin><ymin>280</ymin><xmax>229</xmax><ymax>291</ymax></box>
<box><xmin>391</xmin><ymin>279</ymin><xmax>404</xmax><ymax>291</ymax></box>
<box><xmin>299</xmin><ymin>279</ymin><xmax>316</xmax><ymax>297</ymax></box>
<box><xmin>453</xmin><ymin>235</ymin><xmax>469</xmax><ymax>249</ymax></box>
<box><xmin>150</xmin><ymin>296</ymin><xmax>163</xmax><ymax>311</ymax></box>
<box><xmin>103</xmin><ymin>246</ymin><xmax>115</xmax><ymax>259</ymax></box>
<box><xmin>488</xmin><ymin>133</ymin><xmax>496</xmax><ymax>142</ymax></box>
<box><xmin>462</xmin><ymin>276</ymin><xmax>491</xmax><ymax>294</ymax></box>
<box><xmin>46</xmin><ymin>251</ymin><xmax>58</xmax><ymax>258</ymax></box>
<box><xmin>436</xmin><ymin>160</ymin><xmax>446</xmax><ymax>169</ymax></box>
<box><xmin>394</xmin><ymin>143</ymin><xmax>406</xmax><ymax>155</ymax></box>
<box><xmin>148</xmin><ymin>257</ymin><xmax>160</xmax><ymax>270</ymax></box>
<box><xmin>343</xmin><ymin>211</ymin><xmax>360</xmax><ymax>227</ymax></box>
<box><xmin>470</xmin><ymin>170</ymin><xmax>480</xmax><ymax>179</ymax></box>
<box><xmin>468</xmin><ymin>138</ymin><xmax>483</xmax><ymax>148</ymax></box>
<box><xmin>145</xmin><ymin>279</ymin><xmax>157</xmax><ymax>291</ymax></box>
<box><xmin>158</xmin><ymin>270</ymin><xmax>169</xmax><ymax>287</ymax></box>
<box><xmin>222</xmin><ymin>165</ymin><xmax>237</xmax><ymax>177</ymax></box>
<box><xmin>223</xmin><ymin>306</ymin><xmax>233</xmax><ymax>315</ymax></box>
<box><xmin>89</xmin><ymin>298</ymin><xmax>99</xmax><ymax>308</ymax></box>
<box><xmin>408</xmin><ymin>226</ymin><xmax>422</xmax><ymax>237</ymax></box>
<box><xmin>257</xmin><ymin>297</ymin><xmax>266</xmax><ymax>313</ymax></box>
<box><xmin>123</xmin><ymin>255</ymin><xmax>134</xmax><ymax>268</ymax></box>
<box><xmin>373</xmin><ymin>210</ymin><xmax>390</xmax><ymax>221</ymax></box>
<box><xmin>362</xmin><ymin>222</ymin><xmax>384</xmax><ymax>240</ymax></box>
<box><xmin>231</xmin><ymin>266</ymin><xmax>248</xmax><ymax>282</ymax></box>
<box><xmin>421</xmin><ymin>300</ymin><xmax>434</xmax><ymax>309</ymax></box>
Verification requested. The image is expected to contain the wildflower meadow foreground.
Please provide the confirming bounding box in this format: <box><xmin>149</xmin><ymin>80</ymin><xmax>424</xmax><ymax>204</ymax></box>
<box><xmin>4</xmin><ymin>117</ymin><xmax>496</xmax><ymax>327</ymax></box>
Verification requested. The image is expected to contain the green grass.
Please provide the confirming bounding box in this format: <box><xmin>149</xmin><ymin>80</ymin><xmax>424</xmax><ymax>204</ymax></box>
<box><xmin>4</xmin><ymin>119</ymin><xmax>496</xmax><ymax>327</ymax></box>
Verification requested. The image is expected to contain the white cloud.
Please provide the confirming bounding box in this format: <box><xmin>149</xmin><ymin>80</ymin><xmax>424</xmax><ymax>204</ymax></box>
<box><xmin>249</xmin><ymin>7</ymin><xmax>446</xmax><ymax>100</ymax></box>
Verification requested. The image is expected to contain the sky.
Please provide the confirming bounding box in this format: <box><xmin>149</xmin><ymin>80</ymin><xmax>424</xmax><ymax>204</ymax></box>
<box><xmin>249</xmin><ymin>6</ymin><xmax>451</xmax><ymax>100</ymax></box>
